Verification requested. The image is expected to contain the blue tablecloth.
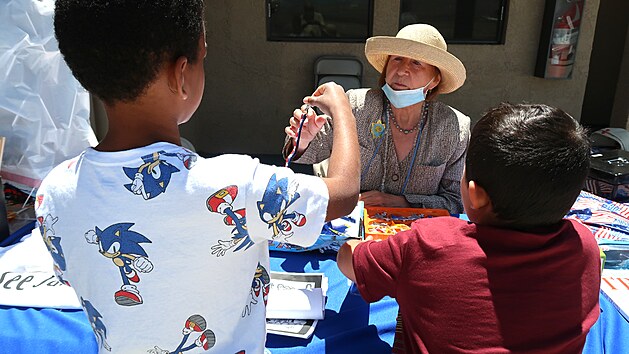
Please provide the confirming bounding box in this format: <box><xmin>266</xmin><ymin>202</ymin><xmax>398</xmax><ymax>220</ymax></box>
<box><xmin>266</xmin><ymin>251</ymin><xmax>396</xmax><ymax>353</ymax></box>
<box><xmin>0</xmin><ymin>247</ymin><xmax>626</xmax><ymax>353</ymax></box>
<box><xmin>583</xmin><ymin>291</ymin><xmax>629</xmax><ymax>354</ymax></box>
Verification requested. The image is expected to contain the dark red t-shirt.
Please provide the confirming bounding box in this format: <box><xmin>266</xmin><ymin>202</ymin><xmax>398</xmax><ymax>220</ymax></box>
<box><xmin>353</xmin><ymin>217</ymin><xmax>601</xmax><ymax>354</ymax></box>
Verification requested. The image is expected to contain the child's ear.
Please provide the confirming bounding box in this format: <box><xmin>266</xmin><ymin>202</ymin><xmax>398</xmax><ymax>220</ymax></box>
<box><xmin>169</xmin><ymin>56</ymin><xmax>189</xmax><ymax>100</ymax></box>
<box><xmin>468</xmin><ymin>180</ymin><xmax>491</xmax><ymax>210</ymax></box>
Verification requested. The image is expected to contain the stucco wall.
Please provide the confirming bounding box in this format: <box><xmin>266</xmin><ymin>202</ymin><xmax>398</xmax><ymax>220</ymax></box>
<box><xmin>179</xmin><ymin>0</ymin><xmax>600</xmax><ymax>155</ymax></box>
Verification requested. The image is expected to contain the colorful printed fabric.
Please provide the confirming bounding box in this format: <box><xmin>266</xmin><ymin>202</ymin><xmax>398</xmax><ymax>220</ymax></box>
<box><xmin>566</xmin><ymin>190</ymin><xmax>629</xmax><ymax>243</ymax></box>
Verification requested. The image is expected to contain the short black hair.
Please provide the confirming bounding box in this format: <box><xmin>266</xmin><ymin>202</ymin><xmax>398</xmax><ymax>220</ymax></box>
<box><xmin>54</xmin><ymin>0</ymin><xmax>205</xmax><ymax>105</ymax></box>
<box><xmin>465</xmin><ymin>103</ymin><xmax>590</xmax><ymax>229</ymax></box>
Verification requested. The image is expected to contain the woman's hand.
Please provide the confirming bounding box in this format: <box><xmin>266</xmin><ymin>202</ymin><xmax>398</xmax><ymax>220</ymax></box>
<box><xmin>360</xmin><ymin>190</ymin><xmax>410</xmax><ymax>207</ymax></box>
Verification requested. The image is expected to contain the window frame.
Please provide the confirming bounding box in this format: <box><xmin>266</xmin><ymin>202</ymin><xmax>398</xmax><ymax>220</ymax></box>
<box><xmin>399</xmin><ymin>0</ymin><xmax>510</xmax><ymax>45</ymax></box>
<box><xmin>265</xmin><ymin>0</ymin><xmax>375</xmax><ymax>43</ymax></box>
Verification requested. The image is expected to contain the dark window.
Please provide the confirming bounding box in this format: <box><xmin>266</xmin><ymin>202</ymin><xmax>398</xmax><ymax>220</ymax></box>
<box><xmin>400</xmin><ymin>0</ymin><xmax>509</xmax><ymax>44</ymax></box>
<box><xmin>266</xmin><ymin>0</ymin><xmax>373</xmax><ymax>42</ymax></box>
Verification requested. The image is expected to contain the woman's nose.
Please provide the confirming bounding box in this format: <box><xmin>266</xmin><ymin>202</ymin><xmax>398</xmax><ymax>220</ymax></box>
<box><xmin>396</xmin><ymin>64</ymin><xmax>410</xmax><ymax>76</ymax></box>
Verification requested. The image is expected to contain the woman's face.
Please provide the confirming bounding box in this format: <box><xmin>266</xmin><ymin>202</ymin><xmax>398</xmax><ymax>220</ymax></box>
<box><xmin>385</xmin><ymin>55</ymin><xmax>440</xmax><ymax>91</ymax></box>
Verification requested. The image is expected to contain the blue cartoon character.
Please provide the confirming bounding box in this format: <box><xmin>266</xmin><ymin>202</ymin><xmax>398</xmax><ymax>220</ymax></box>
<box><xmin>242</xmin><ymin>263</ymin><xmax>270</xmax><ymax>317</ymax></box>
<box><xmin>85</xmin><ymin>223</ymin><xmax>153</xmax><ymax>306</ymax></box>
<box><xmin>257</xmin><ymin>173</ymin><xmax>306</xmax><ymax>239</ymax></box>
<box><xmin>81</xmin><ymin>297</ymin><xmax>112</xmax><ymax>351</ymax></box>
<box><xmin>123</xmin><ymin>151</ymin><xmax>181</xmax><ymax>200</ymax></box>
<box><xmin>37</xmin><ymin>214</ymin><xmax>67</xmax><ymax>274</ymax></box>
<box><xmin>207</xmin><ymin>185</ymin><xmax>254</xmax><ymax>256</ymax></box>
<box><xmin>149</xmin><ymin>315</ymin><xmax>216</xmax><ymax>354</ymax></box>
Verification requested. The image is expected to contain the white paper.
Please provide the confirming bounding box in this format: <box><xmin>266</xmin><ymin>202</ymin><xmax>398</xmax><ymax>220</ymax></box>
<box><xmin>266</xmin><ymin>288</ymin><xmax>325</xmax><ymax>320</ymax></box>
<box><xmin>266</xmin><ymin>319</ymin><xmax>318</xmax><ymax>339</ymax></box>
<box><xmin>266</xmin><ymin>272</ymin><xmax>328</xmax><ymax>338</ymax></box>
<box><xmin>270</xmin><ymin>272</ymin><xmax>328</xmax><ymax>295</ymax></box>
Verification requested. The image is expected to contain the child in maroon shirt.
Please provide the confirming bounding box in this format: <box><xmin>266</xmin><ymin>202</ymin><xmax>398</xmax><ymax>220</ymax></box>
<box><xmin>338</xmin><ymin>103</ymin><xmax>601</xmax><ymax>354</ymax></box>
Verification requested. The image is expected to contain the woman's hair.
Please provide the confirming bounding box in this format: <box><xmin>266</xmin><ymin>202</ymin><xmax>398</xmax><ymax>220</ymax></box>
<box><xmin>377</xmin><ymin>57</ymin><xmax>440</xmax><ymax>101</ymax></box>
<box><xmin>465</xmin><ymin>103</ymin><xmax>591</xmax><ymax>229</ymax></box>
<box><xmin>54</xmin><ymin>0</ymin><xmax>205</xmax><ymax>105</ymax></box>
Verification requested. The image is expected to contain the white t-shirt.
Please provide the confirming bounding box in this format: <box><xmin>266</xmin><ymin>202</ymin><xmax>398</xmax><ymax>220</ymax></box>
<box><xmin>34</xmin><ymin>142</ymin><xmax>328</xmax><ymax>353</ymax></box>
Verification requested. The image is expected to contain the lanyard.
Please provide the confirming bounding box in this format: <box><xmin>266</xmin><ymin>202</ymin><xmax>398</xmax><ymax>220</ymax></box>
<box><xmin>360</xmin><ymin>99</ymin><xmax>389</xmax><ymax>181</ymax></box>
<box><xmin>285</xmin><ymin>105</ymin><xmax>311</xmax><ymax>167</ymax></box>
<box><xmin>401</xmin><ymin>119</ymin><xmax>425</xmax><ymax>194</ymax></box>
<box><xmin>361</xmin><ymin>99</ymin><xmax>428</xmax><ymax>195</ymax></box>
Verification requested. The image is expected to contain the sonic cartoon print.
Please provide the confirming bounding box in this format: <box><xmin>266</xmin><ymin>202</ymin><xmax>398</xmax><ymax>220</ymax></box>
<box><xmin>81</xmin><ymin>297</ymin><xmax>112</xmax><ymax>351</ymax></box>
<box><xmin>242</xmin><ymin>263</ymin><xmax>270</xmax><ymax>317</ymax></box>
<box><xmin>123</xmin><ymin>149</ymin><xmax>196</xmax><ymax>200</ymax></box>
<box><xmin>149</xmin><ymin>314</ymin><xmax>216</xmax><ymax>354</ymax></box>
<box><xmin>37</xmin><ymin>213</ymin><xmax>68</xmax><ymax>281</ymax></box>
<box><xmin>207</xmin><ymin>185</ymin><xmax>253</xmax><ymax>256</ymax></box>
<box><xmin>85</xmin><ymin>223</ymin><xmax>153</xmax><ymax>306</ymax></box>
<box><xmin>257</xmin><ymin>173</ymin><xmax>306</xmax><ymax>240</ymax></box>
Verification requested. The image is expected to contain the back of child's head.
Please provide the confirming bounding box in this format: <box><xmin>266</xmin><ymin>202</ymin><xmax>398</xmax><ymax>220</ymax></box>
<box><xmin>54</xmin><ymin>0</ymin><xmax>205</xmax><ymax>106</ymax></box>
<box><xmin>465</xmin><ymin>103</ymin><xmax>590</xmax><ymax>229</ymax></box>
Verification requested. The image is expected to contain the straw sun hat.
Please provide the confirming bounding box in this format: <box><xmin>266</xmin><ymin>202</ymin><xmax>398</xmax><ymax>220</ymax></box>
<box><xmin>365</xmin><ymin>24</ymin><xmax>466</xmax><ymax>95</ymax></box>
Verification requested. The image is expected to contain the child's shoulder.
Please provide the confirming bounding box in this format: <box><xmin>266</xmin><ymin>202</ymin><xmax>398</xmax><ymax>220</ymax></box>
<box><xmin>411</xmin><ymin>216</ymin><xmax>471</xmax><ymax>238</ymax></box>
<box><xmin>40</xmin><ymin>151</ymin><xmax>87</xmax><ymax>183</ymax></box>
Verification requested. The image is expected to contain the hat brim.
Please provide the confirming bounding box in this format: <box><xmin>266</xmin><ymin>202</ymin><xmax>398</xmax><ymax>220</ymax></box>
<box><xmin>365</xmin><ymin>36</ymin><xmax>466</xmax><ymax>94</ymax></box>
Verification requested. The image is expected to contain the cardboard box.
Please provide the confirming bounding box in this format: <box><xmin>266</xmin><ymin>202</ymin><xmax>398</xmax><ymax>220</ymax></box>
<box><xmin>585</xmin><ymin>150</ymin><xmax>629</xmax><ymax>202</ymax></box>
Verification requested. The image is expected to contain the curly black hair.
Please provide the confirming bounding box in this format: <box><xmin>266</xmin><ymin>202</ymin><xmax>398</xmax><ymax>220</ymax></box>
<box><xmin>54</xmin><ymin>0</ymin><xmax>205</xmax><ymax>105</ymax></box>
<box><xmin>465</xmin><ymin>103</ymin><xmax>591</xmax><ymax>229</ymax></box>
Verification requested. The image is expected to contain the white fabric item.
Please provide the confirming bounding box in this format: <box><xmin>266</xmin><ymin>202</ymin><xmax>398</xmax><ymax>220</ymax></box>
<box><xmin>35</xmin><ymin>142</ymin><xmax>328</xmax><ymax>354</ymax></box>
<box><xmin>0</xmin><ymin>228</ymin><xmax>81</xmax><ymax>309</ymax></box>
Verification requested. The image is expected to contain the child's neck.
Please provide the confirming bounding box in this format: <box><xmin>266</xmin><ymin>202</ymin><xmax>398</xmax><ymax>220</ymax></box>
<box><xmin>96</xmin><ymin>100</ymin><xmax>182</xmax><ymax>152</ymax></box>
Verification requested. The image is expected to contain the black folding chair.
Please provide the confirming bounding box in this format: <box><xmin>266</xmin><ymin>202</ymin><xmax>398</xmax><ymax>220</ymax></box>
<box><xmin>314</xmin><ymin>55</ymin><xmax>363</xmax><ymax>91</ymax></box>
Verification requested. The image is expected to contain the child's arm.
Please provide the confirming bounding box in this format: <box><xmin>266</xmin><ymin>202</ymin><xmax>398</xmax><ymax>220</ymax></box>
<box><xmin>337</xmin><ymin>239</ymin><xmax>362</xmax><ymax>283</ymax></box>
<box><xmin>304</xmin><ymin>82</ymin><xmax>360</xmax><ymax>221</ymax></box>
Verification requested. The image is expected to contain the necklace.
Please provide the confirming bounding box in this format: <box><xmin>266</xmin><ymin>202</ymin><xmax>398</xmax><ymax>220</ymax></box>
<box><xmin>388</xmin><ymin>103</ymin><xmax>429</xmax><ymax>134</ymax></box>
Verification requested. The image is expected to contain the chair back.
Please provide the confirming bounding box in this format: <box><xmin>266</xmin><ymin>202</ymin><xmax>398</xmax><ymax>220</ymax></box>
<box><xmin>314</xmin><ymin>56</ymin><xmax>363</xmax><ymax>91</ymax></box>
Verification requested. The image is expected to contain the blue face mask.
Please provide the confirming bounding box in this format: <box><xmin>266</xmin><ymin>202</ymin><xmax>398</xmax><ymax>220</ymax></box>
<box><xmin>382</xmin><ymin>77</ymin><xmax>435</xmax><ymax>108</ymax></box>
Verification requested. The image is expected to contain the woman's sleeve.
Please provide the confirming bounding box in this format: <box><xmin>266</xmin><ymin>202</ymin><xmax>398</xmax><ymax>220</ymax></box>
<box><xmin>404</xmin><ymin>111</ymin><xmax>470</xmax><ymax>214</ymax></box>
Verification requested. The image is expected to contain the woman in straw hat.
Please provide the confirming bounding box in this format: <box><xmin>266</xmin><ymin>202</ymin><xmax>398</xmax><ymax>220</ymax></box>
<box><xmin>284</xmin><ymin>24</ymin><xmax>470</xmax><ymax>214</ymax></box>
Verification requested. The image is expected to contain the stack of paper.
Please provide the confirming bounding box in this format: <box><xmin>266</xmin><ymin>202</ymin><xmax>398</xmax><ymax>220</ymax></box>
<box><xmin>267</xmin><ymin>287</ymin><xmax>325</xmax><ymax>319</ymax></box>
<box><xmin>266</xmin><ymin>272</ymin><xmax>328</xmax><ymax>339</ymax></box>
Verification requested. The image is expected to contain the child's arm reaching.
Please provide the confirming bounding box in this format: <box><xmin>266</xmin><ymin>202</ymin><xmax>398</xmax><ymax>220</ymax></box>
<box><xmin>337</xmin><ymin>236</ymin><xmax>380</xmax><ymax>283</ymax></box>
<box><xmin>337</xmin><ymin>238</ymin><xmax>362</xmax><ymax>283</ymax></box>
<box><xmin>302</xmin><ymin>82</ymin><xmax>360</xmax><ymax>221</ymax></box>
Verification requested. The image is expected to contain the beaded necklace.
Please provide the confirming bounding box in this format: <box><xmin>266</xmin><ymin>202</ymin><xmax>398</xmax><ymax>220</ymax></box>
<box><xmin>389</xmin><ymin>104</ymin><xmax>427</xmax><ymax>134</ymax></box>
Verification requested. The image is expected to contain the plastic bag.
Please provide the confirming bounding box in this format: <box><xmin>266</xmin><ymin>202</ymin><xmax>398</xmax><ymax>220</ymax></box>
<box><xmin>0</xmin><ymin>0</ymin><xmax>96</xmax><ymax>189</ymax></box>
